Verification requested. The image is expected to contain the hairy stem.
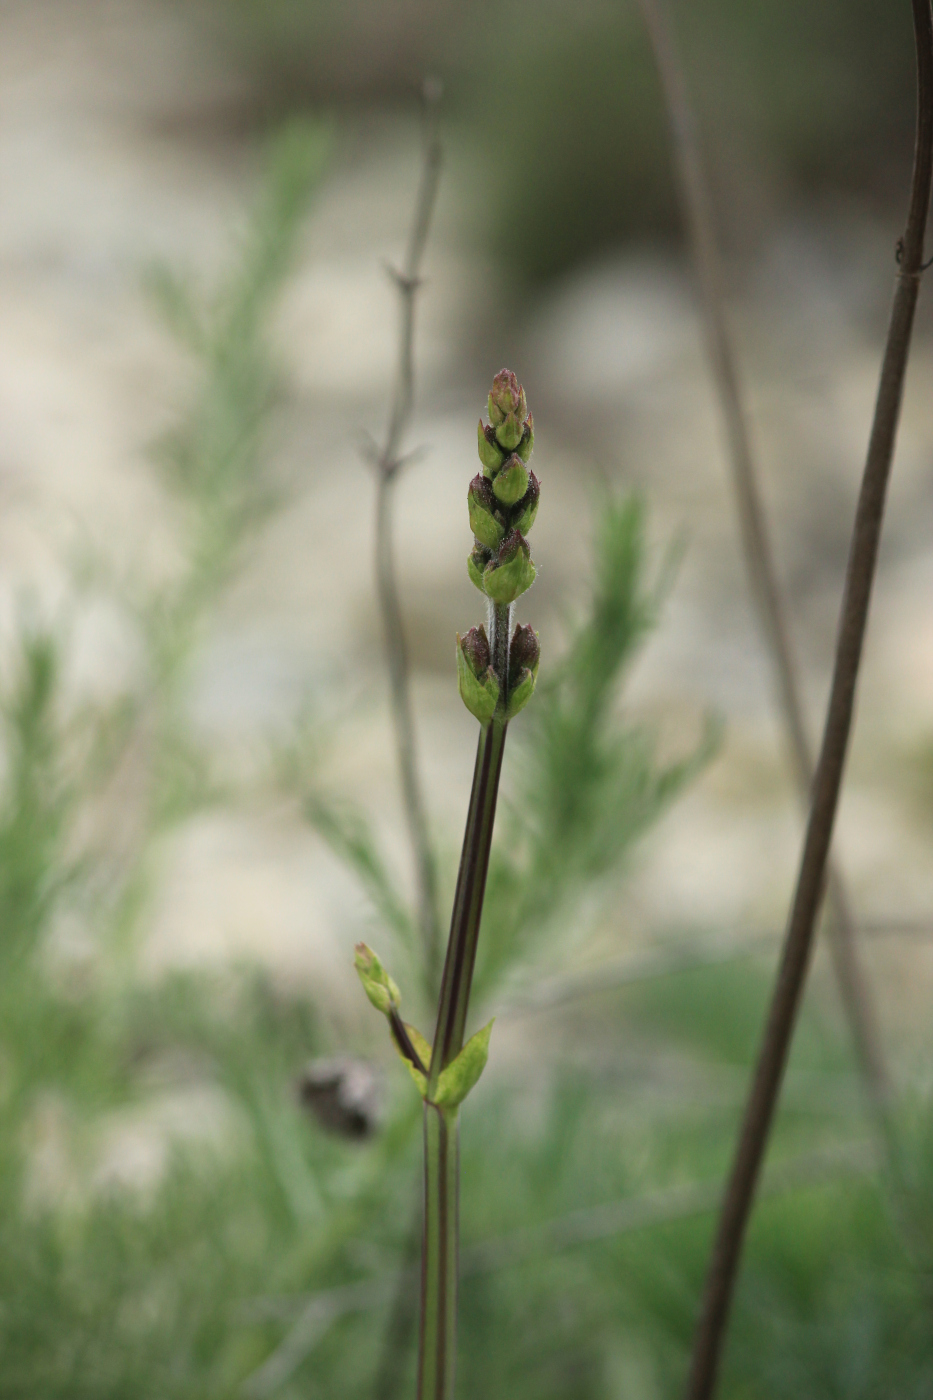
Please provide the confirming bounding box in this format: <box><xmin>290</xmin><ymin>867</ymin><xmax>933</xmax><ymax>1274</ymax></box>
<box><xmin>371</xmin><ymin>81</ymin><xmax>444</xmax><ymax>992</ymax></box>
<box><xmin>417</xmin><ymin>1106</ymin><xmax>459</xmax><ymax>1400</ymax></box>
<box><xmin>684</xmin><ymin>3</ymin><xmax>933</xmax><ymax>1397</ymax></box>
<box><xmin>635</xmin><ymin>0</ymin><xmax>890</xmax><ymax>1118</ymax></box>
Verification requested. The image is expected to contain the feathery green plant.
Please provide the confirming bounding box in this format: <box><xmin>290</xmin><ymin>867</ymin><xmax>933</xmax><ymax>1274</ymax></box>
<box><xmin>145</xmin><ymin>118</ymin><xmax>329</xmax><ymax>687</ymax></box>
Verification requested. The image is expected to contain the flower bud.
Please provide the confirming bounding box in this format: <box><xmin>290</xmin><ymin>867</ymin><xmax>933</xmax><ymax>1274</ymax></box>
<box><xmin>354</xmin><ymin>943</ymin><xmax>401</xmax><ymax>1015</ymax></box>
<box><xmin>515</xmin><ymin>413</ymin><xmax>534</xmax><ymax>464</ymax></box>
<box><xmin>491</xmin><ymin>454</ymin><xmax>529</xmax><ymax>507</ymax></box>
<box><xmin>460</xmin><ymin>622</ymin><xmax>491</xmax><ymax>674</ymax></box>
<box><xmin>483</xmin><ymin>530</ymin><xmax>536</xmax><ymax>605</ymax></box>
<box><xmin>513</xmin><ymin>470</ymin><xmax>540</xmax><ymax>536</ymax></box>
<box><xmin>468</xmin><ymin>474</ymin><xmax>506</xmax><ymax>550</ymax></box>
<box><xmin>509</xmin><ymin>623</ymin><xmax>540</xmax><ymax>685</ymax></box>
<box><xmin>488</xmin><ymin>369</ymin><xmax>528</xmax><ymax>452</ymax></box>
<box><xmin>477</xmin><ymin>420</ymin><xmax>506</xmax><ymax>477</ymax></box>
<box><xmin>457</xmin><ymin>627</ymin><xmax>500</xmax><ymax>725</ymax></box>
<box><xmin>467</xmin><ymin>543</ymin><xmax>491</xmax><ymax>592</ymax></box>
<box><xmin>505</xmin><ymin>624</ymin><xmax>540</xmax><ymax>719</ymax></box>
<box><xmin>506</xmin><ymin>668</ymin><xmax>536</xmax><ymax>718</ymax></box>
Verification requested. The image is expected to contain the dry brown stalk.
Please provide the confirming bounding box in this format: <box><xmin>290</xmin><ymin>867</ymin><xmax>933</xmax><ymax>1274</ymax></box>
<box><xmin>368</xmin><ymin>80</ymin><xmax>444</xmax><ymax>992</ymax></box>
<box><xmin>681</xmin><ymin>2</ymin><xmax>933</xmax><ymax>1395</ymax></box>
<box><xmin>634</xmin><ymin>0</ymin><xmax>890</xmax><ymax>1117</ymax></box>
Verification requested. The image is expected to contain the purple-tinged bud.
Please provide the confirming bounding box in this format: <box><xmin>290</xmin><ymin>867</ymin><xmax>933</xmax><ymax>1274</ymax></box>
<box><xmin>508</xmin><ymin>623</ymin><xmax>540</xmax><ymax>687</ymax></box>
<box><xmin>516</xmin><ymin>413</ymin><xmax>534</xmax><ymax>464</ymax></box>
<box><xmin>491</xmin><ymin>454</ymin><xmax>529</xmax><ymax>507</ymax></box>
<box><xmin>487</xmin><ymin>369</ymin><xmax>523</xmax><ymax>425</ymax></box>
<box><xmin>459</xmin><ymin>624</ymin><xmax>491</xmax><ymax>676</ymax></box>
<box><xmin>478</xmin><ymin>419</ymin><xmax>506</xmax><ymax>477</ymax></box>
<box><xmin>513</xmin><ymin>470</ymin><xmax>540</xmax><ymax>536</ymax></box>
<box><xmin>483</xmin><ymin>530</ymin><xmax>536</xmax><ymax>604</ymax></box>
<box><xmin>457</xmin><ymin>628</ymin><xmax>500</xmax><ymax>725</ymax></box>
<box><xmin>488</xmin><ymin>369</ymin><xmax>528</xmax><ymax>452</ymax></box>
<box><xmin>505</xmin><ymin>623</ymin><xmax>540</xmax><ymax>718</ymax></box>
<box><xmin>467</xmin><ymin>543</ymin><xmax>491</xmax><ymax>593</ymax></box>
<box><xmin>468</xmin><ymin>474</ymin><xmax>506</xmax><ymax>550</ymax></box>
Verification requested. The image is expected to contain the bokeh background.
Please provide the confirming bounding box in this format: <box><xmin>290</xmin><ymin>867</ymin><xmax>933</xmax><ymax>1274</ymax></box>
<box><xmin>2</xmin><ymin>1</ymin><xmax>933</xmax><ymax>1396</ymax></box>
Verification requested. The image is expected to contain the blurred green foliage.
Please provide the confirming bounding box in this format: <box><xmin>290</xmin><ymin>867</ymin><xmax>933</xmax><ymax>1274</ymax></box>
<box><xmin>0</xmin><ymin>108</ymin><xmax>930</xmax><ymax>1400</ymax></box>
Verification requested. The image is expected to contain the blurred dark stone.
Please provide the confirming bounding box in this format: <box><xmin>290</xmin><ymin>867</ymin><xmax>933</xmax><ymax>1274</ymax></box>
<box><xmin>298</xmin><ymin>1055</ymin><xmax>383</xmax><ymax>1138</ymax></box>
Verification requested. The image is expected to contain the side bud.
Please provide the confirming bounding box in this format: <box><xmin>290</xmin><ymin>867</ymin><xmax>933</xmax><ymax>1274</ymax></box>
<box><xmin>354</xmin><ymin>943</ymin><xmax>401</xmax><ymax>1015</ymax></box>
<box><xmin>457</xmin><ymin>626</ymin><xmax>500</xmax><ymax>725</ymax></box>
<box><xmin>488</xmin><ymin>369</ymin><xmax>528</xmax><ymax>452</ymax></box>
<box><xmin>492</xmin><ymin>454</ymin><xmax>529</xmax><ymax>507</ymax></box>
<box><xmin>467</xmin><ymin>542</ymin><xmax>491</xmax><ymax>592</ymax></box>
<box><xmin>483</xmin><ymin>530</ymin><xmax>536</xmax><ymax>605</ymax></box>
<box><xmin>516</xmin><ymin>413</ymin><xmax>534</xmax><ymax>464</ymax></box>
<box><xmin>513</xmin><ymin>470</ymin><xmax>540</xmax><ymax>536</ymax></box>
<box><xmin>468</xmin><ymin>474</ymin><xmax>506</xmax><ymax>550</ymax></box>
<box><xmin>505</xmin><ymin>622</ymin><xmax>540</xmax><ymax>719</ymax></box>
<box><xmin>478</xmin><ymin>420</ymin><xmax>506</xmax><ymax>477</ymax></box>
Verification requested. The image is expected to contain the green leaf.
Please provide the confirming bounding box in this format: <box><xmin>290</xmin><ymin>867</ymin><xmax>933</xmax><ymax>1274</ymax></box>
<box><xmin>393</xmin><ymin>1023</ymin><xmax>432</xmax><ymax>1098</ymax></box>
<box><xmin>406</xmin><ymin>1023</ymin><xmax>433</xmax><ymax>1069</ymax></box>
<box><xmin>433</xmin><ymin>1020</ymin><xmax>494</xmax><ymax>1109</ymax></box>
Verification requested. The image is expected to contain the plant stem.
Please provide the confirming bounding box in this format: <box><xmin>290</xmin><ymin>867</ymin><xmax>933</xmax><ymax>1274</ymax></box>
<box><xmin>417</xmin><ymin>1105</ymin><xmax>459</xmax><ymax>1400</ymax></box>
<box><xmin>429</xmin><ymin>603</ymin><xmax>511</xmax><ymax>1088</ymax></box>
<box><xmin>416</xmin><ymin>602</ymin><xmax>511</xmax><ymax>1397</ymax></box>
<box><xmin>371</xmin><ymin>81</ymin><xmax>444</xmax><ymax>992</ymax></box>
<box><xmin>683</xmin><ymin>3</ymin><xmax>933</xmax><ymax>1396</ymax></box>
<box><xmin>634</xmin><ymin>0</ymin><xmax>891</xmax><ymax>1119</ymax></box>
<box><xmin>429</xmin><ymin>718</ymin><xmax>508</xmax><ymax>1091</ymax></box>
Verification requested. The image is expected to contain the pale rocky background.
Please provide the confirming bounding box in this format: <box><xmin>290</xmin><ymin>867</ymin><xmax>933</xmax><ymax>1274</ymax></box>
<box><xmin>2</xmin><ymin>0</ymin><xmax>932</xmax><ymax>1078</ymax></box>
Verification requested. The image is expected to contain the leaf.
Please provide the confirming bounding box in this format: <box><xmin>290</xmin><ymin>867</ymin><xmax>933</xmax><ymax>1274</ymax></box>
<box><xmin>393</xmin><ymin>1022</ymin><xmax>431</xmax><ymax>1098</ymax></box>
<box><xmin>433</xmin><ymin>1020</ymin><xmax>494</xmax><ymax>1109</ymax></box>
<box><xmin>405</xmin><ymin>1023</ymin><xmax>433</xmax><ymax>1070</ymax></box>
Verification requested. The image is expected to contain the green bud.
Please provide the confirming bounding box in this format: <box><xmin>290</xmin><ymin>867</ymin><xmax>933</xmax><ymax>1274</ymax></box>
<box><xmin>488</xmin><ymin>369</ymin><xmax>528</xmax><ymax>452</ymax></box>
<box><xmin>495</xmin><ymin>416</ymin><xmax>524</xmax><ymax>452</ymax></box>
<box><xmin>512</xmin><ymin>470</ymin><xmax>540</xmax><ymax>536</ymax></box>
<box><xmin>354</xmin><ymin>943</ymin><xmax>401</xmax><ymax>1015</ymax></box>
<box><xmin>468</xmin><ymin>474</ymin><xmax>506</xmax><ymax>550</ymax></box>
<box><xmin>515</xmin><ymin>413</ymin><xmax>534</xmax><ymax>463</ymax></box>
<box><xmin>467</xmin><ymin>543</ymin><xmax>491</xmax><ymax>592</ymax></box>
<box><xmin>457</xmin><ymin>627</ymin><xmax>500</xmax><ymax>725</ymax></box>
<box><xmin>433</xmin><ymin>1020</ymin><xmax>494</xmax><ymax>1108</ymax></box>
<box><xmin>491</xmin><ymin>454</ymin><xmax>529</xmax><ymax>507</ymax></box>
<box><xmin>478</xmin><ymin>420</ymin><xmax>506</xmax><ymax>476</ymax></box>
<box><xmin>483</xmin><ymin>531</ymin><xmax>536</xmax><ymax>605</ymax></box>
<box><xmin>505</xmin><ymin>622</ymin><xmax>540</xmax><ymax>719</ymax></box>
<box><xmin>506</xmin><ymin>668</ymin><xmax>536</xmax><ymax>718</ymax></box>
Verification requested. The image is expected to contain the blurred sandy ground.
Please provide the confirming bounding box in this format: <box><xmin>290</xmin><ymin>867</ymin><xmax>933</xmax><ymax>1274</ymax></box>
<box><xmin>1</xmin><ymin>0</ymin><xmax>932</xmax><ymax>1059</ymax></box>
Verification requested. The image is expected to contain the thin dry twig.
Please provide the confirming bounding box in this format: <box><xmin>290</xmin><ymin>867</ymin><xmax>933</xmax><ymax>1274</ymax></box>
<box><xmin>634</xmin><ymin>0</ymin><xmax>891</xmax><ymax>1117</ymax></box>
<box><xmin>366</xmin><ymin>82</ymin><xmax>444</xmax><ymax>1400</ymax></box>
<box><xmin>370</xmin><ymin>79</ymin><xmax>444</xmax><ymax>992</ymax></box>
<box><xmin>683</xmin><ymin>3</ymin><xmax>933</xmax><ymax>1395</ymax></box>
